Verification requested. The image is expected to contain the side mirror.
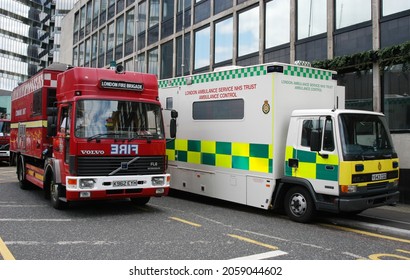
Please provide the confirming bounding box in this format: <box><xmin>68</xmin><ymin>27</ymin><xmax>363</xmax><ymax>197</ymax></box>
<box><xmin>310</xmin><ymin>129</ymin><xmax>321</xmax><ymax>152</ymax></box>
<box><xmin>170</xmin><ymin>119</ymin><xmax>176</xmax><ymax>138</ymax></box>
<box><xmin>171</xmin><ymin>109</ymin><xmax>178</xmax><ymax>119</ymax></box>
<box><xmin>169</xmin><ymin>110</ymin><xmax>178</xmax><ymax>139</ymax></box>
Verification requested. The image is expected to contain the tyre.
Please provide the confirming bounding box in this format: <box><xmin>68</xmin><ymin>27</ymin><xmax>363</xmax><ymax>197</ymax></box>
<box><xmin>50</xmin><ymin>180</ymin><xmax>67</xmax><ymax>210</ymax></box>
<box><xmin>284</xmin><ymin>187</ymin><xmax>316</xmax><ymax>223</ymax></box>
<box><xmin>130</xmin><ymin>197</ymin><xmax>150</xmax><ymax>206</ymax></box>
<box><xmin>17</xmin><ymin>157</ymin><xmax>31</xmax><ymax>190</ymax></box>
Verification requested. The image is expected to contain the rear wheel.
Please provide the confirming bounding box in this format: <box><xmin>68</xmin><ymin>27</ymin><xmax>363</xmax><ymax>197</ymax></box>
<box><xmin>284</xmin><ymin>187</ymin><xmax>315</xmax><ymax>223</ymax></box>
<box><xmin>17</xmin><ymin>157</ymin><xmax>31</xmax><ymax>190</ymax></box>
<box><xmin>130</xmin><ymin>197</ymin><xmax>150</xmax><ymax>206</ymax></box>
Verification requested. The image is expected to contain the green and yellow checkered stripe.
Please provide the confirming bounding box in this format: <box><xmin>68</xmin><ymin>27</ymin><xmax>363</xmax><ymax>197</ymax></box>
<box><xmin>284</xmin><ymin>65</ymin><xmax>333</xmax><ymax>80</ymax></box>
<box><xmin>285</xmin><ymin>146</ymin><xmax>339</xmax><ymax>181</ymax></box>
<box><xmin>167</xmin><ymin>139</ymin><xmax>272</xmax><ymax>173</ymax></box>
<box><xmin>159</xmin><ymin>66</ymin><xmax>266</xmax><ymax>89</ymax></box>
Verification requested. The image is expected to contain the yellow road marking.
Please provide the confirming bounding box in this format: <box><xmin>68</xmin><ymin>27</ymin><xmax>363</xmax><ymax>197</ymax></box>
<box><xmin>322</xmin><ymin>224</ymin><xmax>410</xmax><ymax>244</ymax></box>
<box><xmin>396</xmin><ymin>249</ymin><xmax>410</xmax><ymax>254</ymax></box>
<box><xmin>169</xmin><ymin>217</ymin><xmax>202</xmax><ymax>227</ymax></box>
<box><xmin>0</xmin><ymin>237</ymin><xmax>15</xmax><ymax>260</ymax></box>
<box><xmin>228</xmin><ymin>234</ymin><xmax>278</xmax><ymax>251</ymax></box>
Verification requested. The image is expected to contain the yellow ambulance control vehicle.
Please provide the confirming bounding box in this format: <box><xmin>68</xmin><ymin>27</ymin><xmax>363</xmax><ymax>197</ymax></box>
<box><xmin>159</xmin><ymin>62</ymin><xmax>400</xmax><ymax>223</ymax></box>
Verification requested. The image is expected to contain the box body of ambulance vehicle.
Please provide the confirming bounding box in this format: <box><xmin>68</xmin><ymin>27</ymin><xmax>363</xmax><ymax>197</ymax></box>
<box><xmin>159</xmin><ymin>63</ymin><xmax>399</xmax><ymax>222</ymax></box>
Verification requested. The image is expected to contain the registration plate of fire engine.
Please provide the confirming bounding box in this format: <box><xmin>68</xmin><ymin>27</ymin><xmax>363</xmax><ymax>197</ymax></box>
<box><xmin>372</xmin><ymin>173</ymin><xmax>387</xmax><ymax>181</ymax></box>
<box><xmin>113</xmin><ymin>180</ymin><xmax>139</xmax><ymax>187</ymax></box>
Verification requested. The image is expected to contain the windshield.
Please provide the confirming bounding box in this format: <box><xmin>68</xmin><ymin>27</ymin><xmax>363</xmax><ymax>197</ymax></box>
<box><xmin>339</xmin><ymin>113</ymin><xmax>396</xmax><ymax>160</ymax></box>
<box><xmin>74</xmin><ymin>100</ymin><xmax>164</xmax><ymax>140</ymax></box>
<box><xmin>0</xmin><ymin>121</ymin><xmax>10</xmax><ymax>136</ymax></box>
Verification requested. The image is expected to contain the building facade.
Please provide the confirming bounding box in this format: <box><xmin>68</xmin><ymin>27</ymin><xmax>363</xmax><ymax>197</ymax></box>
<box><xmin>0</xmin><ymin>0</ymin><xmax>76</xmax><ymax>98</ymax></box>
<box><xmin>61</xmin><ymin>0</ymin><xmax>410</xmax><ymax>203</ymax></box>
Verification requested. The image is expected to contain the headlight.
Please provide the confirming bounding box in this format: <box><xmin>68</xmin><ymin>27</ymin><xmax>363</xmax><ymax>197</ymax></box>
<box><xmin>79</xmin><ymin>179</ymin><xmax>95</xmax><ymax>189</ymax></box>
<box><xmin>152</xmin><ymin>176</ymin><xmax>165</xmax><ymax>186</ymax></box>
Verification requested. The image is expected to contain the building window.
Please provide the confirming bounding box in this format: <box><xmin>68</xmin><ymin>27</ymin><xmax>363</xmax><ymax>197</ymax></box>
<box><xmin>383</xmin><ymin>64</ymin><xmax>410</xmax><ymax>130</ymax></box>
<box><xmin>91</xmin><ymin>33</ymin><xmax>97</xmax><ymax>66</ymax></box>
<box><xmin>214</xmin><ymin>17</ymin><xmax>233</xmax><ymax>64</ymax></box>
<box><xmin>98</xmin><ymin>27</ymin><xmax>106</xmax><ymax>67</ymax></box>
<box><xmin>137</xmin><ymin>53</ymin><xmax>146</xmax><ymax>72</ymax></box>
<box><xmin>85</xmin><ymin>38</ymin><xmax>91</xmax><ymax>65</ymax></box>
<box><xmin>194</xmin><ymin>26</ymin><xmax>210</xmax><ymax>70</ymax></box>
<box><xmin>336</xmin><ymin>0</ymin><xmax>371</xmax><ymax>29</ymax></box>
<box><xmin>149</xmin><ymin>0</ymin><xmax>159</xmax><ymax>27</ymax></box>
<box><xmin>340</xmin><ymin>70</ymin><xmax>373</xmax><ymax>112</ymax></box>
<box><xmin>238</xmin><ymin>6</ymin><xmax>259</xmax><ymax>57</ymax></box>
<box><xmin>266</xmin><ymin>0</ymin><xmax>290</xmax><ymax>48</ymax></box>
<box><xmin>382</xmin><ymin>1</ymin><xmax>410</xmax><ymax>16</ymax></box>
<box><xmin>297</xmin><ymin>0</ymin><xmax>326</xmax><ymax>40</ymax></box>
<box><xmin>116</xmin><ymin>15</ymin><xmax>124</xmax><ymax>60</ymax></box>
<box><xmin>107</xmin><ymin>22</ymin><xmax>115</xmax><ymax>51</ymax></box>
<box><xmin>148</xmin><ymin>48</ymin><xmax>158</xmax><ymax>75</ymax></box>
<box><xmin>176</xmin><ymin>34</ymin><xmax>190</xmax><ymax>76</ymax></box>
<box><xmin>73</xmin><ymin>46</ymin><xmax>78</xmax><ymax>66</ymax></box>
<box><xmin>194</xmin><ymin>0</ymin><xmax>210</xmax><ymax>24</ymax></box>
<box><xmin>161</xmin><ymin>41</ymin><xmax>173</xmax><ymax>79</ymax></box>
<box><xmin>214</xmin><ymin>0</ymin><xmax>232</xmax><ymax>15</ymax></box>
<box><xmin>79</xmin><ymin>42</ymin><xmax>85</xmax><ymax>65</ymax></box>
<box><xmin>125</xmin><ymin>9</ymin><xmax>135</xmax><ymax>56</ymax></box>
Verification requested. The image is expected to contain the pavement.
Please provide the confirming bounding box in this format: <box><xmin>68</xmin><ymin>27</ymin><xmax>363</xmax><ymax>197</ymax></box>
<box><xmin>324</xmin><ymin>203</ymin><xmax>410</xmax><ymax>239</ymax></box>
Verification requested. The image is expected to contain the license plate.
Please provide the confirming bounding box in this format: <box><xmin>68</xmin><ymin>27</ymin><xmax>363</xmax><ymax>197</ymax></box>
<box><xmin>113</xmin><ymin>180</ymin><xmax>139</xmax><ymax>187</ymax></box>
<box><xmin>372</xmin><ymin>173</ymin><xmax>387</xmax><ymax>181</ymax></box>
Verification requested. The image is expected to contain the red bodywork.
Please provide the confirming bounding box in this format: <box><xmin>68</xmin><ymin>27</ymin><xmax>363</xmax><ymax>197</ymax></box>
<box><xmin>10</xmin><ymin>65</ymin><xmax>170</xmax><ymax>205</ymax></box>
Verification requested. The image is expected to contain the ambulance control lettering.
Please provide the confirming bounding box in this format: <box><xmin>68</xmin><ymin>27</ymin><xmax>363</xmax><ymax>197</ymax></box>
<box><xmin>111</xmin><ymin>144</ymin><xmax>138</xmax><ymax>155</ymax></box>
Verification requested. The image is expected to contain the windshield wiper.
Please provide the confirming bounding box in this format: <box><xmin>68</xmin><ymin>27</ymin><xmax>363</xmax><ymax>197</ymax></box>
<box><xmin>87</xmin><ymin>132</ymin><xmax>123</xmax><ymax>142</ymax></box>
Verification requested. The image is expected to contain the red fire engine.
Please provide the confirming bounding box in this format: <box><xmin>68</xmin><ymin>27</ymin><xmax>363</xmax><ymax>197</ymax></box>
<box><xmin>0</xmin><ymin>114</ymin><xmax>10</xmax><ymax>163</ymax></box>
<box><xmin>10</xmin><ymin>63</ymin><xmax>176</xmax><ymax>209</ymax></box>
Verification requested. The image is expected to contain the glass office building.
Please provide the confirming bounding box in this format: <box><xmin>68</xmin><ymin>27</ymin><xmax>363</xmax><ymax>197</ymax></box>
<box><xmin>62</xmin><ymin>0</ymin><xmax>410</xmax><ymax>202</ymax></box>
<box><xmin>0</xmin><ymin>0</ymin><xmax>76</xmax><ymax>95</ymax></box>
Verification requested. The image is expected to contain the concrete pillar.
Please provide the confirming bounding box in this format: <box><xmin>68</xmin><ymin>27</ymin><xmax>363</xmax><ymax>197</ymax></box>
<box><xmin>289</xmin><ymin>0</ymin><xmax>296</xmax><ymax>63</ymax></box>
<box><xmin>327</xmin><ymin>0</ymin><xmax>334</xmax><ymax>59</ymax></box>
<box><xmin>372</xmin><ymin>0</ymin><xmax>381</xmax><ymax>112</ymax></box>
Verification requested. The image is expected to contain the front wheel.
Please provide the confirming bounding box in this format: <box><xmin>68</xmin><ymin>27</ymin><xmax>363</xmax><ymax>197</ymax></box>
<box><xmin>130</xmin><ymin>197</ymin><xmax>150</xmax><ymax>206</ymax></box>
<box><xmin>284</xmin><ymin>187</ymin><xmax>316</xmax><ymax>223</ymax></box>
<box><xmin>50</xmin><ymin>181</ymin><xmax>67</xmax><ymax>210</ymax></box>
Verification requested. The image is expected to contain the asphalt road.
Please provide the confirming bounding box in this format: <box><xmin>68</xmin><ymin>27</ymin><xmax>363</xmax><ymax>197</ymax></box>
<box><xmin>0</xmin><ymin>164</ymin><xmax>409</xmax><ymax>261</ymax></box>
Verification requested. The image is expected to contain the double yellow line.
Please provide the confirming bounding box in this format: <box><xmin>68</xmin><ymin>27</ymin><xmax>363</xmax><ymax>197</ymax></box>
<box><xmin>0</xmin><ymin>237</ymin><xmax>15</xmax><ymax>260</ymax></box>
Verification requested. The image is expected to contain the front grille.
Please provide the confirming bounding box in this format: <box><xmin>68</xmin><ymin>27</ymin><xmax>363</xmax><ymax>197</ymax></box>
<box><xmin>77</xmin><ymin>156</ymin><xmax>165</xmax><ymax>176</ymax></box>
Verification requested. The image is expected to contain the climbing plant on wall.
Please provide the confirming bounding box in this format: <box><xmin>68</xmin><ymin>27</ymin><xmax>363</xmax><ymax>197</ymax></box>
<box><xmin>312</xmin><ymin>41</ymin><xmax>410</xmax><ymax>73</ymax></box>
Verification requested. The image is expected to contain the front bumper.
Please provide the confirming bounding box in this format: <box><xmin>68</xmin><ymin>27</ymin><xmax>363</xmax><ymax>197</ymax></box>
<box><xmin>64</xmin><ymin>174</ymin><xmax>170</xmax><ymax>201</ymax></box>
<box><xmin>339</xmin><ymin>191</ymin><xmax>400</xmax><ymax>212</ymax></box>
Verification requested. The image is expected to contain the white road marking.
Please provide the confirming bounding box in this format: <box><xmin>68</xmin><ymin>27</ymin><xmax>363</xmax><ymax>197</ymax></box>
<box><xmin>231</xmin><ymin>250</ymin><xmax>288</xmax><ymax>260</ymax></box>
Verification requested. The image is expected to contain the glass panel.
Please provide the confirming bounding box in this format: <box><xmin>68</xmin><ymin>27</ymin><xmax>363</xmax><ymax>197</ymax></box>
<box><xmin>117</xmin><ymin>15</ymin><xmax>124</xmax><ymax>45</ymax></box>
<box><xmin>193</xmin><ymin>99</ymin><xmax>244</xmax><ymax>120</ymax></box>
<box><xmin>74</xmin><ymin>100</ymin><xmax>164</xmax><ymax>140</ymax></box>
<box><xmin>266</xmin><ymin>0</ymin><xmax>290</xmax><ymax>47</ymax></box>
<box><xmin>215</xmin><ymin>17</ymin><xmax>233</xmax><ymax>63</ymax></box>
<box><xmin>138</xmin><ymin>1</ymin><xmax>147</xmax><ymax>33</ymax></box>
<box><xmin>163</xmin><ymin>0</ymin><xmax>174</xmax><ymax>21</ymax></box>
<box><xmin>148</xmin><ymin>48</ymin><xmax>158</xmax><ymax>75</ymax></box>
<box><xmin>238</xmin><ymin>6</ymin><xmax>259</xmax><ymax>57</ymax></box>
<box><xmin>339</xmin><ymin>113</ymin><xmax>396</xmax><ymax>160</ymax></box>
<box><xmin>161</xmin><ymin>41</ymin><xmax>173</xmax><ymax>79</ymax></box>
<box><xmin>149</xmin><ymin>0</ymin><xmax>160</xmax><ymax>27</ymax></box>
<box><xmin>382</xmin><ymin>0</ymin><xmax>410</xmax><ymax>16</ymax></box>
<box><xmin>107</xmin><ymin>22</ymin><xmax>115</xmax><ymax>51</ymax></box>
<box><xmin>336</xmin><ymin>0</ymin><xmax>371</xmax><ymax>29</ymax></box>
<box><xmin>194</xmin><ymin>26</ymin><xmax>210</xmax><ymax>69</ymax></box>
<box><xmin>297</xmin><ymin>0</ymin><xmax>326</xmax><ymax>40</ymax></box>
<box><xmin>383</xmin><ymin>64</ymin><xmax>410</xmax><ymax>130</ymax></box>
